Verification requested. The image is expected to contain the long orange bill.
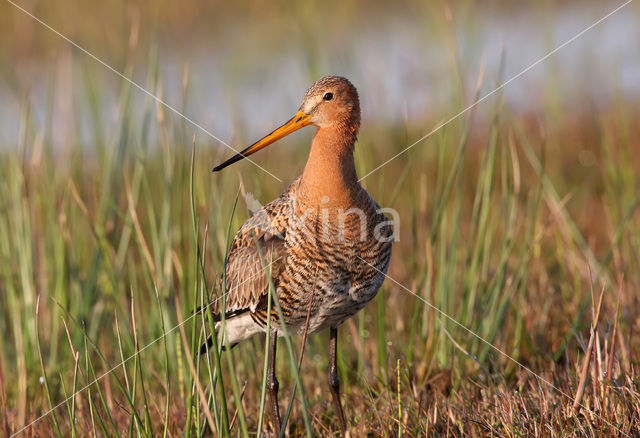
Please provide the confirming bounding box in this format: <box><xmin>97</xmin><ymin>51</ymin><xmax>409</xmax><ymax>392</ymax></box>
<box><xmin>213</xmin><ymin>109</ymin><xmax>312</xmax><ymax>171</ymax></box>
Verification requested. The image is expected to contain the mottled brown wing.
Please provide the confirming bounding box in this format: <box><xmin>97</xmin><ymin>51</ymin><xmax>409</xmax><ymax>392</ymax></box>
<box><xmin>223</xmin><ymin>235</ymin><xmax>285</xmax><ymax>313</ymax></box>
<box><xmin>220</xmin><ymin>183</ymin><xmax>295</xmax><ymax>314</ymax></box>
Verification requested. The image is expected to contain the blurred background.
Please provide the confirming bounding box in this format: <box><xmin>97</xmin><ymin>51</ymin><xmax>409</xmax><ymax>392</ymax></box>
<box><xmin>1</xmin><ymin>0</ymin><xmax>639</xmax><ymax>435</ymax></box>
<box><xmin>2</xmin><ymin>1</ymin><xmax>639</xmax><ymax>152</ymax></box>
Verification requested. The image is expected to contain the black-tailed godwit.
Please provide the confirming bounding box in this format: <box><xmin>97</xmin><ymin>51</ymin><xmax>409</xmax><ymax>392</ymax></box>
<box><xmin>206</xmin><ymin>76</ymin><xmax>393</xmax><ymax>434</ymax></box>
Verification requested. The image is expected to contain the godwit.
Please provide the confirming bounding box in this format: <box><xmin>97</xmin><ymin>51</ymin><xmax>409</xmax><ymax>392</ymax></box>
<box><xmin>206</xmin><ymin>76</ymin><xmax>393</xmax><ymax>434</ymax></box>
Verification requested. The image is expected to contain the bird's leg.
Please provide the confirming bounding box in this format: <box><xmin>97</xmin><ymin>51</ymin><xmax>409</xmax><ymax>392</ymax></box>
<box><xmin>328</xmin><ymin>326</ymin><xmax>347</xmax><ymax>433</ymax></box>
<box><xmin>267</xmin><ymin>328</ymin><xmax>282</xmax><ymax>434</ymax></box>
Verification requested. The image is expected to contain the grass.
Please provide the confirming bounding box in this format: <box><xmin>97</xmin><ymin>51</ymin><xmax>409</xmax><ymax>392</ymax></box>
<box><xmin>1</xmin><ymin>1</ymin><xmax>640</xmax><ymax>436</ymax></box>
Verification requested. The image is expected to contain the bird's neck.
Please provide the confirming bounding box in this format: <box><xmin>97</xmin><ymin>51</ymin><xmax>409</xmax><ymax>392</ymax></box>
<box><xmin>299</xmin><ymin>125</ymin><xmax>360</xmax><ymax>207</ymax></box>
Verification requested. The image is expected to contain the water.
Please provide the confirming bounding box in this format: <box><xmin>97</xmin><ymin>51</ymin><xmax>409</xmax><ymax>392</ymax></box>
<box><xmin>0</xmin><ymin>2</ymin><xmax>638</xmax><ymax>150</ymax></box>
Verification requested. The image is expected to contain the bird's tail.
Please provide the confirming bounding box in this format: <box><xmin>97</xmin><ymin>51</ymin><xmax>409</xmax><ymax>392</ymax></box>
<box><xmin>199</xmin><ymin>311</ymin><xmax>262</xmax><ymax>354</ymax></box>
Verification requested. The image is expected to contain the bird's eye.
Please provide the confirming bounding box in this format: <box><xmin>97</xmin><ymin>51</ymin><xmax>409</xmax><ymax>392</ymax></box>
<box><xmin>323</xmin><ymin>92</ymin><xmax>333</xmax><ymax>101</ymax></box>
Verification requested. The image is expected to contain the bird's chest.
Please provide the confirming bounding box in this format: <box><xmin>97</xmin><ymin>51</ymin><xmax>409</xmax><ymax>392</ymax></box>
<box><xmin>284</xmin><ymin>206</ymin><xmax>389</xmax><ymax>295</ymax></box>
<box><xmin>287</xmin><ymin>207</ymin><xmax>364</xmax><ymax>265</ymax></box>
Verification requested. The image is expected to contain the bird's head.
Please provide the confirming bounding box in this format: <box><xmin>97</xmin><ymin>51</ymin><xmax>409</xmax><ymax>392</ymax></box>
<box><xmin>213</xmin><ymin>76</ymin><xmax>360</xmax><ymax>172</ymax></box>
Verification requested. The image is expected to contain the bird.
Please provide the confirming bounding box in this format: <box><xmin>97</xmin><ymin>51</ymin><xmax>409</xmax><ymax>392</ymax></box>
<box><xmin>205</xmin><ymin>76</ymin><xmax>393</xmax><ymax>435</ymax></box>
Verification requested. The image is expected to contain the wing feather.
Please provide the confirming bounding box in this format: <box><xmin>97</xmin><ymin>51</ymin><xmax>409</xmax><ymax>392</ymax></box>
<box><xmin>219</xmin><ymin>181</ymin><xmax>297</xmax><ymax>314</ymax></box>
